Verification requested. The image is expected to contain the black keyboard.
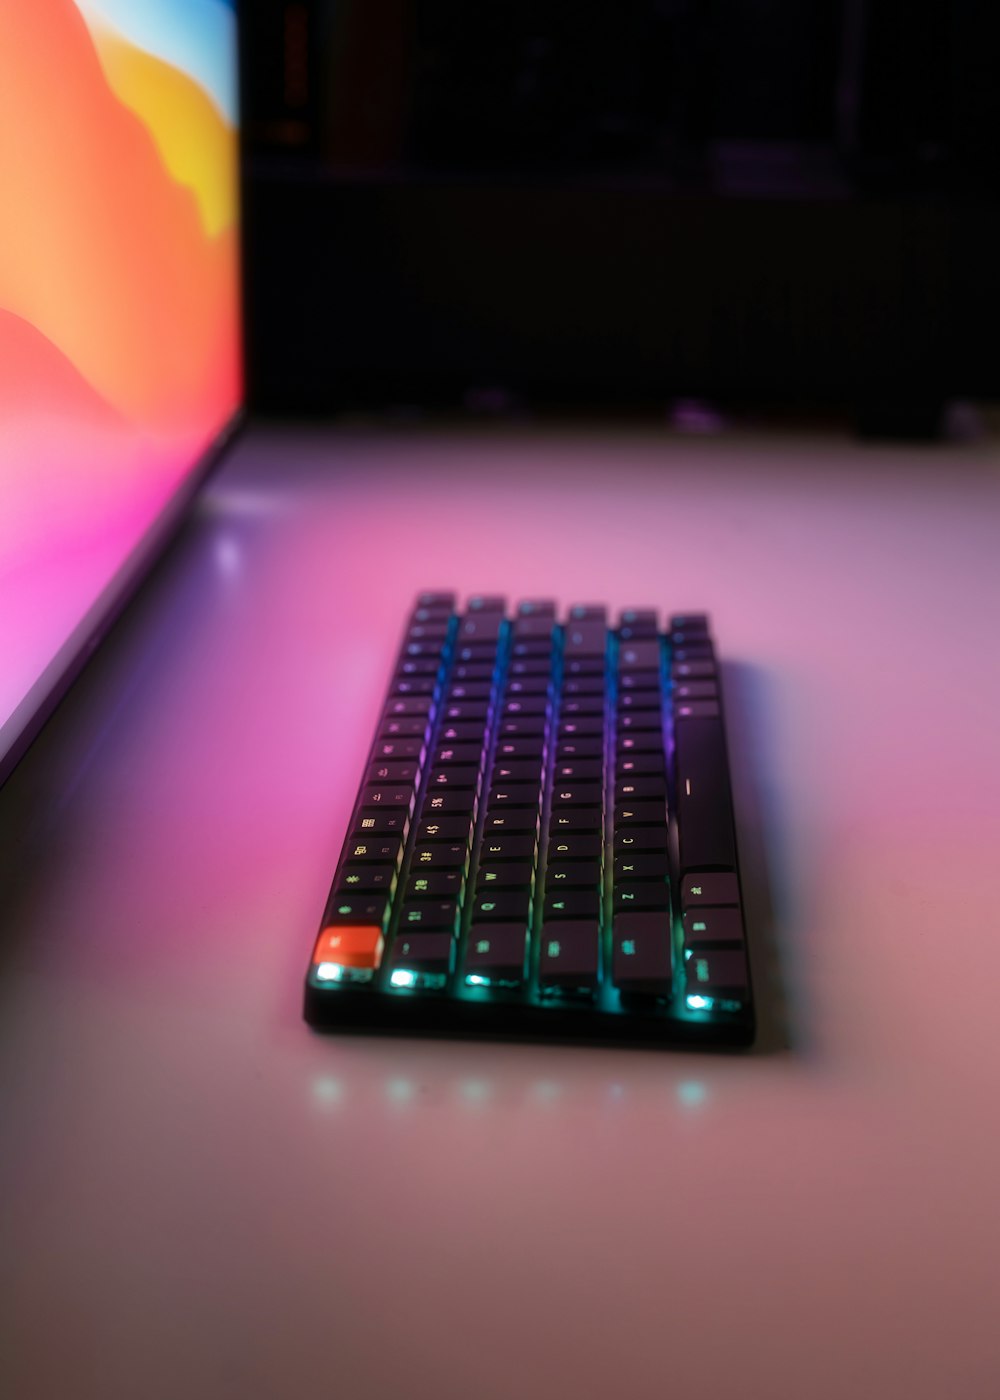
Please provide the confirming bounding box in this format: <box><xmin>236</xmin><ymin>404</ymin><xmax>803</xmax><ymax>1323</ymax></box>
<box><xmin>304</xmin><ymin>595</ymin><xmax>754</xmax><ymax>1047</ymax></box>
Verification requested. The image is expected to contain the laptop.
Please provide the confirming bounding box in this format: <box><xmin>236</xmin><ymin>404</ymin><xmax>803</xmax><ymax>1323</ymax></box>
<box><xmin>0</xmin><ymin>0</ymin><xmax>242</xmax><ymax>787</ymax></box>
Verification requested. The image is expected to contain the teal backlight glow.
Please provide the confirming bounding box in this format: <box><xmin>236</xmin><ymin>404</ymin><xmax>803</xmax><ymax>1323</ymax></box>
<box><xmin>316</xmin><ymin>962</ymin><xmax>373</xmax><ymax>986</ymax></box>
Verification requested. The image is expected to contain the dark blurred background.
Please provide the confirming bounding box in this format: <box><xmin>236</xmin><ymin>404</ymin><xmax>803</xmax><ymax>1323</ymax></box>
<box><xmin>240</xmin><ymin>1</ymin><xmax>1000</xmax><ymax>436</ymax></box>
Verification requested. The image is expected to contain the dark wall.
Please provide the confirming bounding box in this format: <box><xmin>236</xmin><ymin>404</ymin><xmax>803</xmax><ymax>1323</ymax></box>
<box><xmin>241</xmin><ymin>2</ymin><xmax>1000</xmax><ymax>426</ymax></box>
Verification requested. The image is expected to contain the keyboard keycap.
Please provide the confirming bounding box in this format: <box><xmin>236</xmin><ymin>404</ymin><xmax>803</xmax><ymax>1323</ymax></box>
<box><xmin>564</xmin><ymin>621</ymin><xmax>607</xmax><ymax>657</ymax></box>
<box><xmin>483</xmin><ymin>809</ymin><xmax>539</xmax><ymax>834</ymax></box>
<box><xmin>684</xmin><ymin>946</ymin><xmax>748</xmax><ymax>1002</ymax></box>
<box><xmin>617</xmin><ymin>690</ymin><xmax>661</xmax><ymax>712</ymax></box>
<box><xmin>459</xmin><ymin>613</ymin><xmax>503</xmax><ymax>642</ymax></box>
<box><xmin>313</xmin><ymin>925</ymin><xmax>385</xmax><ymax>972</ymax></box>
<box><xmin>440</xmin><ymin>721</ymin><xmax>488</xmax><ymax>744</ymax></box>
<box><xmin>546</xmin><ymin>860</ymin><xmax>602</xmax><ymax>888</ymax></box>
<box><xmin>547</xmin><ymin>832</ymin><xmax>603</xmax><ymax>861</ymax></box>
<box><xmin>433</xmin><ymin>743</ymin><xmax>482</xmax><ymax>765</ymax></box>
<box><xmin>616</xmin><ymin>753</ymin><xmax>664</xmax><ymax>775</ymax></box>
<box><xmin>674</xmin><ymin>716</ymin><xmax>737</xmax><ymax>872</ymax></box>
<box><xmin>398</xmin><ymin>901</ymin><xmax>460</xmax><ymax>933</ymax></box>
<box><xmin>675</xmin><ymin>700</ymin><xmax>721</xmax><ymax>720</ymax></box>
<box><xmin>613</xmin><ymin>853</ymin><xmax>668</xmax><ymax>882</ymax></box>
<box><xmin>384</xmin><ymin>696</ymin><xmax>433</xmax><ymax>717</ymax></box>
<box><xmin>672</xmin><ymin>659</ymin><xmax>716</xmax><ymax>682</ymax></box>
<box><xmin>346</xmin><ymin>836</ymin><xmax>405</xmax><ymax>865</ymax></box>
<box><xmin>391</xmin><ymin>677</ymin><xmax>436</xmax><ymax>697</ymax></box>
<box><xmin>563</xmin><ymin>677</ymin><xmax>606</xmax><ymax>696</ymax></box>
<box><xmin>539</xmin><ymin>922</ymin><xmax>600</xmax><ymax>992</ymax></box>
<box><xmin>682</xmin><ymin>906</ymin><xmax>745</xmax><ymax>947</ymax></box>
<box><xmin>493</xmin><ymin>760</ymin><xmax>545</xmax><ymax>784</ymax></box>
<box><xmin>499</xmin><ymin>717</ymin><xmax>547</xmax><ymax>738</ymax></box>
<box><xmin>513</xmin><ymin>616</ymin><xmax>556</xmax><ymax>639</ymax></box>
<box><xmin>476</xmin><ymin>862</ymin><xmax>534</xmax><ymax>891</ymax></box>
<box><xmin>362</xmin><ymin>785</ymin><xmax>416</xmax><ymax>809</ymax></box>
<box><xmin>427</xmin><ymin>766</ymin><xmax>479</xmax><ymax>790</ymax></box>
<box><xmin>556</xmin><ymin>738</ymin><xmax>604</xmax><ymax>760</ymax></box>
<box><xmin>417</xmin><ymin>591</ymin><xmax>456</xmax><ymax>608</ymax></box>
<box><xmin>549</xmin><ymin>807</ymin><xmax>603</xmax><ymax>834</ymax></box>
<box><xmin>564</xmin><ymin>657</ymin><xmax>606</xmax><ymax>678</ymax></box>
<box><xmin>367</xmin><ymin>761</ymin><xmax>419</xmax><ymax>785</ymax></box>
<box><xmin>447</xmin><ymin>682</ymin><xmax>492</xmax><ymax>702</ymax></box>
<box><xmin>463</xmin><ymin>925</ymin><xmax>527</xmax><ymax>985</ymax></box>
<box><xmin>479</xmin><ymin>833</ymin><xmax>537</xmax><ymax>862</ymax></box>
<box><xmin>380</xmin><ymin>717</ymin><xmax>430</xmax><ymax>738</ymax></box>
<box><xmin>552</xmin><ymin>783</ymin><xmax>604</xmax><ymax>808</ymax></box>
<box><xmin>504</xmin><ymin>696</ymin><xmax>549</xmax><ymax>717</ymax></box>
<box><xmin>405</xmin><ymin>871</ymin><xmax>465</xmax><ymax>900</ymax></box>
<box><xmin>617</xmin><ymin>711</ymin><xmax>662</xmax><ymax>733</ymax></box>
<box><xmin>374</xmin><ymin>738</ymin><xmax>424</xmax><ymax>761</ymax></box>
<box><xmin>353</xmin><ymin>811</ymin><xmax>409</xmax><ymax>837</ymax></box>
<box><xmin>616</xmin><ymin>733</ymin><xmax>664</xmax><ymax>755</ymax></box>
<box><xmin>615</xmin><ymin>800</ymin><xmax>667</xmax><ymax>826</ymax></box>
<box><xmin>442</xmin><ymin>701</ymin><xmax>489</xmax><ymax>724</ymax></box>
<box><xmin>558</xmin><ymin>717</ymin><xmax>604</xmax><ymax>737</ymax></box>
<box><xmin>674</xmin><ymin>680</ymin><xmax>719</xmax><ymax>702</ymax></box>
<box><xmin>487</xmin><ymin>785</ymin><xmax>540</xmax><ymax>809</ymax></box>
<box><xmin>669</xmin><ymin>612</ymin><xmax>709</xmax><ymax>633</ymax></box>
<box><xmin>336</xmin><ymin>865</ymin><xmax>397</xmax><ymax>896</ymax></box>
<box><xmin>619</xmin><ymin>669</ymin><xmax>659</xmax><ymax>691</ymax></box>
<box><xmin>613</xmin><ymin>883</ymin><xmax>669</xmax><ymax>913</ymax></box>
<box><xmin>390</xmin><ymin>933</ymin><xmax>454</xmax><ymax>977</ymax></box>
<box><xmin>560</xmin><ymin>697</ymin><xmax>605</xmax><ymax>717</ymax></box>
<box><xmin>415</xmin><ymin>817</ymin><xmax>470</xmax><ymax>843</ymax></box>
<box><xmin>472</xmin><ymin>890</ymin><xmax>532</xmax><ymax>923</ymax></box>
<box><xmin>613</xmin><ymin>826</ymin><xmax>667</xmax><ymax>855</ymax></box>
<box><xmin>323</xmin><ymin>895</ymin><xmax>392</xmax><ymax>929</ymax></box>
<box><xmin>554</xmin><ymin>759</ymin><xmax>603</xmax><ymax>781</ymax></box>
<box><xmin>397</xmin><ymin>658</ymin><xmax>442</xmax><ymax>678</ymax></box>
<box><xmin>505</xmin><ymin>676</ymin><xmax>551</xmax><ymax>696</ymax></box>
<box><xmin>452</xmin><ymin>663</ymin><xmax>494</xmax><ymax>682</ymax></box>
<box><xmin>496</xmin><ymin>737</ymin><xmax>547</xmax><ymax>760</ymax></box>
<box><xmin>424</xmin><ymin>790</ymin><xmax>477</xmax><ymax>815</ymax></box>
<box><xmin>681</xmin><ymin>871</ymin><xmax>740</xmax><ymax>906</ymax></box>
<box><xmin>615</xmin><ymin>776</ymin><xmax>666</xmax><ymax>802</ymax></box>
<box><xmin>411</xmin><ymin>843</ymin><xmax>468</xmax><ymax>870</ymax></box>
<box><xmin>544</xmin><ymin>889</ymin><xmax>601</xmax><ymax>921</ymax></box>
<box><xmin>612</xmin><ymin>912</ymin><xmax>673</xmax><ymax>994</ymax></box>
<box><xmin>620</xmin><ymin>608</ymin><xmax>658</xmax><ymax>627</ymax></box>
<box><xmin>619</xmin><ymin>640</ymin><xmax>661</xmax><ymax>671</ymax></box>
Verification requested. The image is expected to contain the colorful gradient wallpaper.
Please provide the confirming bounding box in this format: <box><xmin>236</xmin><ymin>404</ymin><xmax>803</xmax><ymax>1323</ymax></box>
<box><xmin>0</xmin><ymin>0</ymin><xmax>241</xmax><ymax>758</ymax></box>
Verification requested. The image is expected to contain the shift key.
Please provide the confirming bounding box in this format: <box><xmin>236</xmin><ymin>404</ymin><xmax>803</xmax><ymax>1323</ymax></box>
<box><xmin>674</xmin><ymin>716</ymin><xmax>736</xmax><ymax>872</ymax></box>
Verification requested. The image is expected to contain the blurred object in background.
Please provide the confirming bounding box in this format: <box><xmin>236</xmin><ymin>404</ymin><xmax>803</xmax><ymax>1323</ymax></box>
<box><xmin>241</xmin><ymin>1</ymin><xmax>1000</xmax><ymax>436</ymax></box>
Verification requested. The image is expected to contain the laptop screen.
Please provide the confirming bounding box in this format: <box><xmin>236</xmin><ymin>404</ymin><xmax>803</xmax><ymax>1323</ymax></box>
<box><xmin>0</xmin><ymin>0</ymin><xmax>242</xmax><ymax>780</ymax></box>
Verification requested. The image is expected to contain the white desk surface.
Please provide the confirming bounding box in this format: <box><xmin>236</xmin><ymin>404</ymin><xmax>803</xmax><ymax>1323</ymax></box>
<box><xmin>2</xmin><ymin>421</ymin><xmax>999</xmax><ymax>1400</ymax></box>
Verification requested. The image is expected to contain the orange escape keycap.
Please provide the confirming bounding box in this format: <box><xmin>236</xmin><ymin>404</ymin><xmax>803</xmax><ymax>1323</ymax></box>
<box><xmin>313</xmin><ymin>925</ymin><xmax>385</xmax><ymax>970</ymax></box>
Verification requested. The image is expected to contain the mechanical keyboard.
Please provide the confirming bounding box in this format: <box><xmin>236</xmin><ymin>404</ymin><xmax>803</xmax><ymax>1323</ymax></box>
<box><xmin>304</xmin><ymin>595</ymin><xmax>754</xmax><ymax>1047</ymax></box>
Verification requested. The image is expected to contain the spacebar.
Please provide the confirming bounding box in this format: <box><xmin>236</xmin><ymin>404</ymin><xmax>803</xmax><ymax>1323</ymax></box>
<box><xmin>674</xmin><ymin>717</ymin><xmax>736</xmax><ymax>872</ymax></box>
